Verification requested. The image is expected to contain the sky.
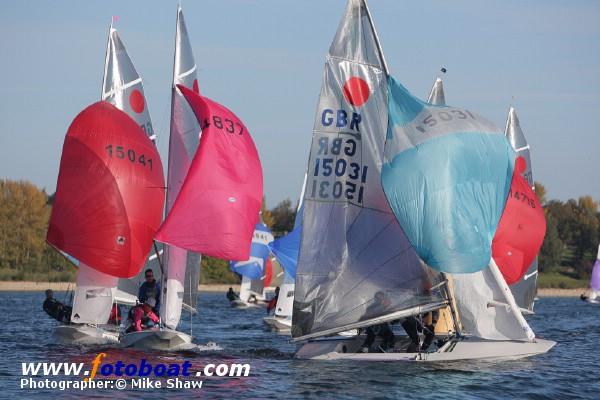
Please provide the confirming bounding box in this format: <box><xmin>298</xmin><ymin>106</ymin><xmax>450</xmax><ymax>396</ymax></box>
<box><xmin>0</xmin><ymin>0</ymin><xmax>598</xmax><ymax>206</ymax></box>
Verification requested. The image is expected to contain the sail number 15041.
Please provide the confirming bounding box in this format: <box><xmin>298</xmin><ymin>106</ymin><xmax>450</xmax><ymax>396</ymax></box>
<box><xmin>105</xmin><ymin>145</ymin><xmax>153</xmax><ymax>170</ymax></box>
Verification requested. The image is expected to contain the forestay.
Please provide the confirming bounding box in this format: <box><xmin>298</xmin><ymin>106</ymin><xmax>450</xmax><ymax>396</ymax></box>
<box><xmin>292</xmin><ymin>0</ymin><xmax>443</xmax><ymax>341</ymax></box>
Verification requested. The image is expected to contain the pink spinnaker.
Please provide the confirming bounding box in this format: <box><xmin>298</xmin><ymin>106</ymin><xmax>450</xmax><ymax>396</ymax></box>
<box><xmin>155</xmin><ymin>84</ymin><xmax>263</xmax><ymax>260</ymax></box>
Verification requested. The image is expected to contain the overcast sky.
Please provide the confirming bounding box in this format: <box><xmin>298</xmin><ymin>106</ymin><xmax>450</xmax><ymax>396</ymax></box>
<box><xmin>1</xmin><ymin>0</ymin><xmax>598</xmax><ymax>206</ymax></box>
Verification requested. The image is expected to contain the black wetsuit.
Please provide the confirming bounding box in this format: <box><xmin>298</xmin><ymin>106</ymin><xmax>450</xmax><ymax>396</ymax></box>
<box><xmin>226</xmin><ymin>290</ymin><xmax>239</xmax><ymax>301</ymax></box>
<box><xmin>43</xmin><ymin>298</ymin><xmax>71</xmax><ymax>323</ymax></box>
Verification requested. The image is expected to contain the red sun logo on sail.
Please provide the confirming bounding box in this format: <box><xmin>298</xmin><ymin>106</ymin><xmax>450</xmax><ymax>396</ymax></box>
<box><xmin>343</xmin><ymin>77</ymin><xmax>370</xmax><ymax>107</ymax></box>
<box><xmin>129</xmin><ymin>89</ymin><xmax>145</xmax><ymax>114</ymax></box>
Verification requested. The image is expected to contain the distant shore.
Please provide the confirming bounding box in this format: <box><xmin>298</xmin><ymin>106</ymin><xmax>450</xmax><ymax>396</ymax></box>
<box><xmin>0</xmin><ymin>281</ymin><xmax>239</xmax><ymax>293</ymax></box>
<box><xmin>0</xmin><ymin>281</ymin><xmax>586</xmax><ymax>297</ymax></box>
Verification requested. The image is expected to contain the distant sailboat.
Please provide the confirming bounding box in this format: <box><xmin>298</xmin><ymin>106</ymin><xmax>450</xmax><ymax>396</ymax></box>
<box><xmin>230</xmin><ymin>219</ymin><xmax>274</xmax><ymax>309</ymax></box>
<box><xmin>264</xmin><ymin>174</ymin><xmax>306</xmax><ymax>332</ymax></box>
<box><xmin>293</xmin><ymin>0</ymin><xmax>554</xmax><ymax>361</ymax></box>
<box><xmin>582</xmin><ymin>245</ymin><xmax>600</xmax><ymax>303</ymax></box>
<box><xmin>120</xmin><ymin>6</ymin><xmax>203</xmax><ymax>351</ymax></box>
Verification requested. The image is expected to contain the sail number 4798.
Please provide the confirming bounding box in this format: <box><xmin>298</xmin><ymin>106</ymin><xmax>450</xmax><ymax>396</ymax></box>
<box><xmin>105</xmin><ymin>145</ymin><xmax>153</xmax><ymax>170</ymax></box>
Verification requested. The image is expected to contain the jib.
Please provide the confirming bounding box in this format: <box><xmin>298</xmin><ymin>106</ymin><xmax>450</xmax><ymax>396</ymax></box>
<box><xmin>321</xmin><ymin>109</ymin><xmax>361</xmax><ymax>131</ymax></box>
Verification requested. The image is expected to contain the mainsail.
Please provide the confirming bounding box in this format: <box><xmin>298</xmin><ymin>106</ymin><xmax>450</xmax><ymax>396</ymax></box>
<box><xmin>161</xmin><ymin>6</ymin><xmax>202</xmax><ymax>329</ymax></box>
<box><xmin>102</xmin><ymin>24</ymin><xmax>155</xmax><ymax>140</ymax></box>
<box><xmin>155</xmin><ymin>85</ymin><xmax>263</xmax><ymax>261</ymax></box>
<box><xmin>291</xmin><ymin>0</ymin><xmax>444</xmax><ymax>341</ymax></box>
<box><xmin>503</xmin><ymin>107</ymin><xmax>539</xmax><ymax>310</ymax></box>
<box><xmin>427</xmin><ymin>77</ymin><xmax>446</xmax><ymax>105</ymax></box>
<box><xmin>101</xmin><ymin>24</ymin><xmax>162</xmax><ymax>309</ymax></box>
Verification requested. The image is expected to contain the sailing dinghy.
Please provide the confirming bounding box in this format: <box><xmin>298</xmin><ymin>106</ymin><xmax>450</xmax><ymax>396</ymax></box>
<box><xmin>120</xmin><ymin>7</ymin><xmax>203</xmax><ymax>351</ymax></box>
<box><xmin>264</xmin><ymin>174</ymin><xmax>306</xmax><ymax>332</ymax></box>
<box><xmin>47</xmin><ymin>101</ymin><xmax>165</xmax><ymax>345</ymax></box>
<box><xmin>582</xmin><ymin>245</ymin><xmax>600</xmax><ymax>303</ymax></box>
<box><xmin>230</xmin><ymin>220</ymin><xmax>274</xmax><ymax>309</ymax></box>
<box><xmin>292</xmin><ymin>0</ymin><xmax>555</xmax><ymax>361</ymax></box>
<box><xmin>47</xmin><ymin>23</ymin><xmax>164</xmax><ymax>345</ymax></box>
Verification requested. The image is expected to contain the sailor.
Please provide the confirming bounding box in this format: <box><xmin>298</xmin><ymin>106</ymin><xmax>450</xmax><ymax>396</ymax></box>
<box><xmin>127</xmin><ymin>298</ymin><xmax>159</xmax><ymax>333</ymax></box>
<box><xmin>43</xmin><ymin>289</ymin><xmax>72</xmax><ymax>323</ymax></box>
<box><xmin>226</xmin><ymin>287</ymin><xmax>240</xmax><ymax>302</ymax></box>
<box><xmin>359</xmin><ymin>291</ymin><xmax>395</xmax><ymax>352</ymax></box>
<box><xmin>138</xmin><ymin>268</ymin><xmax>161</xmax><ymax>313</ymax></box>
<box><xmin>267</xmin><ymin>287</ymin><xmax>280</xmax><ymax>314</ymax></box>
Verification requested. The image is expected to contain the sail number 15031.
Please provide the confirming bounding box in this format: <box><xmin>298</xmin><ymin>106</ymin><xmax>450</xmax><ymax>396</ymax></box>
<box><xmin>105</xmin><ymin>145</ymin><xmax>153</xmax><ymax>170</ymax></box>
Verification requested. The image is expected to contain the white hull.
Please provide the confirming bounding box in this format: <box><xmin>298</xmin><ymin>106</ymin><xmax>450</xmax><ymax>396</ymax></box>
<box><xmin>120</xmin><ymin>328</ymin><xmax>194</xmax><ymax>351</ymax></box>
<box><xmin>263</xmin><ymin>316</ymin><xmax>291</xmax><ymax>333</ymax></box>
<box><xmin>53</xmin><ymin>325</ymin><xmax>120</xmax><ymax>346</ymax></box>
<box><xmin>295</xmin><ymin>335</ymin><xmax>555</xmax><ymax>362</ymax></box>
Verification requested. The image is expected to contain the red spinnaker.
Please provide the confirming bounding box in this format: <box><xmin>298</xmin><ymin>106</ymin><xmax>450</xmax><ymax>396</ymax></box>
<box><xmin>263</xmin><ymin>258</ymin><xmax>273</xmax><ymax>288</ymax></box>
<box><xmin>492</xmin><ymin>157</ymin><xmax>546</xmax><ymax>284</ymax></box>
<box><xmin>47</xmin><ymin>101</ymin><xmax>165</xmax><ymax>278</ymax></box>
<box><xmin>155</xmin><ymin>85</ymin><xmax>263</xmax><ymax>260</ymax></box>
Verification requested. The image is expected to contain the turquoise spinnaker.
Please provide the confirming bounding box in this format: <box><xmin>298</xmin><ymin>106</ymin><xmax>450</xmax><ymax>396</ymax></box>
<box><xmin>382</xmin><ymin>76</ymin><xmax>515</xmax><ymax>274</ymax></box>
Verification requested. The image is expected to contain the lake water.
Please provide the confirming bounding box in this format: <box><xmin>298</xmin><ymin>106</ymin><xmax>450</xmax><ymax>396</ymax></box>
<box><xmin>0</xmin><ymin>292</ymin><xmax>598</xmax><ymax>399</ymax></box>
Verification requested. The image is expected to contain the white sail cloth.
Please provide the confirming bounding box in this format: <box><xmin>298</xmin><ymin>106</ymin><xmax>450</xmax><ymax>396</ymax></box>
<box><xmin>71</xmin><ymin>264</ymin><xmax>117</xmax><ymax>325</ymax></box>
<box><xmin>452</xmin><ymin>268</ymin><xmax>531</xmax><ymax>341</ymax></box>
<box><xmin>161</xmin><ymin>7</ymin><xmax>202</xmax><ymax>329</ymax></box>
<box><xmin>292</xmin><ymin>0</ymin><xmax>442</xmax><ymax>340</ymax></box>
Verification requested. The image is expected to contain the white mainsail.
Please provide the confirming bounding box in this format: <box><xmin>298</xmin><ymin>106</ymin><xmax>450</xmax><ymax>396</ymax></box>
<box><xmin>71</xmin><ymin>24</ymin><xmax>154</xmax><ymax>324</ymax></box>
<box><xmin>292</xmin><ymin>0</ymin><xmax>445</xmax><ymax>341</ymax></box>
<box><xmin>504</xmin><ymin>106</ymin><xmax>538</xmax><ymax>311</ymax></box>
<box><xmin>161</xmin><ymin>6</ymin><xmax>202</xmax><ymax>329</ymax></box>
<box><xmin>427</xmin><ymin>77</ymin><xmax>446</xmax><ymax>105</ymax></box>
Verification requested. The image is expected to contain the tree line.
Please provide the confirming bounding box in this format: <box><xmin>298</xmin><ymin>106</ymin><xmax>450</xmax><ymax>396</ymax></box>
<box><xmin>0</xmin><ymin>179</ymin><xmax>298</xmax><ymax>282</ymax></box>
<box><xmin>2</xmin><ymin>179</ymin><xmax>596</xmax><ymax>283</ymax></box>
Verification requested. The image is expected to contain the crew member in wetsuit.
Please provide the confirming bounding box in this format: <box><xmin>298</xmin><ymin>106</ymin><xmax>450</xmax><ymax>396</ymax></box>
<box><xmin>401</xmin><ymin>310</ymin><xmax>439</xmax><ymax>352</ymax></box>
<box><xmin>43</xmin><ymin>289</ymin><xmax>72</xmax><ymax>323</ymax></box>
<box><xmin>226</xmin><ymin>287</ymin><xmax>240</xmax><ymax>302</ymax></box>
<box><xmin>138</xmin><ymin>269</ymin><xmax>160</xmax><ymax>314</ymax></box>
<box><xmin>126</xmin><ymin>298</ymin><xmax>160</xmax><ymax>333</ymax></box>
<box><xmin>267</xmin><ymin>287</ymin><xmax>280</xmax><ymax>314</ymax></box>
<box><xmin>360</xmin><ymin>291</ymin><xmax>395</xmax><ymax>352</ymax></box>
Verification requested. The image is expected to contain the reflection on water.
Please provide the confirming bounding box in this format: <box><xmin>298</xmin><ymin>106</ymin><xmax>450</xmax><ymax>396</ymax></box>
<box><xmin>0</xmin><ymin>292</ymin><xmax>597</xmax><ymax>399</ymax></box>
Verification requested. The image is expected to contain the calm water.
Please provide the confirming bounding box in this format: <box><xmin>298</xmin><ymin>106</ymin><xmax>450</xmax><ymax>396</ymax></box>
<box><xmin>0</xmin><ymin>292</ymin><xmax>598</xmax><ymax>399</ymax></box>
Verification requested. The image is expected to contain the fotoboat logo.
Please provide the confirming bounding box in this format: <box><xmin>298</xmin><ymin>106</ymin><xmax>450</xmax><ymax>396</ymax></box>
<box><xmin>20</xmin><ymin>354</ymin><xmax>251</xmax><ymax>392</ymax></box>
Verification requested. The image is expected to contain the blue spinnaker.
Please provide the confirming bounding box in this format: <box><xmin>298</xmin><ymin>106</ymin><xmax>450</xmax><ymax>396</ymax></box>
<box><xmin>382</xmin><ymin>76</ymin><xmax>515</xmax><ymax>274</ymax></box>
<box><xmin>230</xmin><ymin>222</ymin><xmax>273</xmax><ymax>279</ymax></box>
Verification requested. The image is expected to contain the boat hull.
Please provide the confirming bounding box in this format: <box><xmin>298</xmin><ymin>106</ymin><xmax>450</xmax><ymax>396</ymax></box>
<box><xmin>53</xmin><ymin>325</ymin><xmax>120</xmax><ymax>345</ymax></box>
<box><xmin>295</xmin><ymin>335</ymin><xmax>556</xmax><ymax>361</ymax></box>
<box><xmin>230</xmin><ymin>299</ymin><xmax>265</xmax><ymax>309</ymax></box>
<box><xmin>263</xmin><ymin>316</ymin><xmax>291</xmax><ymax>333</ymax></box>
<box><xmin>120</xmin><ymin>328</ymin><xmax>194</xmax><ymax>351</ymax></box>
